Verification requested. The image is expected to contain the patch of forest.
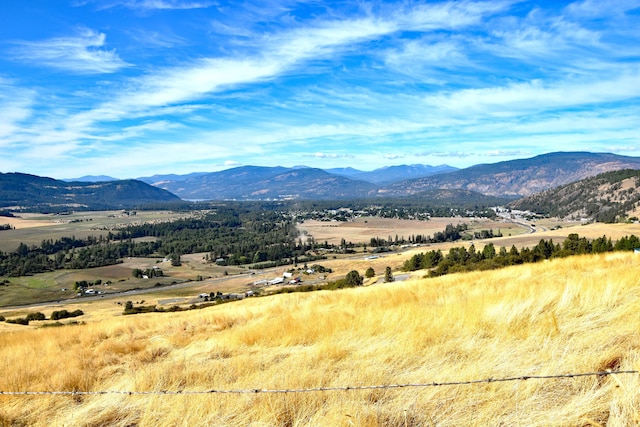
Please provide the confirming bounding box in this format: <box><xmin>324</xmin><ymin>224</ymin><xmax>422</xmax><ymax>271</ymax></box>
<box><xmin>0</xmin><ymin>207</ymin><xmax>301</xmax><ymax>276</ymax></box>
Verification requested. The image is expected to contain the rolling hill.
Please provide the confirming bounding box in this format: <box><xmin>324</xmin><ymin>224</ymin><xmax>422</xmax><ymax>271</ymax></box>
<box><xmin>0</xmin><ymin>172</ymin><xmax>181</xmax><ymax>211</ymax></box>
<box><xmin>508</xmin><ymin>169</ymin><xmax>640</xmax><ymax>222</ymax></box>
<box><xmin>1</xmin><ymin>251</ymin><xmax>639</xmax><ymax>425</ymax></box>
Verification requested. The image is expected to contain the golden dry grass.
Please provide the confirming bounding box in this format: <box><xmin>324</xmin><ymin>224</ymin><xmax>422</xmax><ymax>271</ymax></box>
<box><xmin>2</xmin><ymin>252</ymin><xmax>640</xmax><ymax>426</ymax></box>
<box><xmin>297</xmin><ymin>217</ymin><xmax>519</xmax><ymax>245</ymax></box>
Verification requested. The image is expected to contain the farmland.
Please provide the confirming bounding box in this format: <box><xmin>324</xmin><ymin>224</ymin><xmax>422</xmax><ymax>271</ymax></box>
<box><xmin>297</xmin><ymin>216</ymin><xmax>528</xmax><ymax>246</ymax></box>
<box><xmin>1</xmin><ymin>204</ymin><xmax>638</xmax><ymax>312</ymax></box>
<box><xmin>0</xmin><ymin>210</ymin><xmax>193</xmax><ymax>253</ymax></box>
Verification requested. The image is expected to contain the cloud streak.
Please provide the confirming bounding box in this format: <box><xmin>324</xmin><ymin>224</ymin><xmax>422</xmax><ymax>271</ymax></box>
<box><xmin>90</xmin><ymin>0</ymin><xmax>214</xmax><ymax>10</ymax></box>
<box><xmin>10</xmin><ymin>28</ymin><xmax>129</xmax><ymax>74</ymax></box>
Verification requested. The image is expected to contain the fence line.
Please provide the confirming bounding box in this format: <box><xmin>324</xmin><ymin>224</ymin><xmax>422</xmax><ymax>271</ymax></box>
<box><xmin>0</xmin><ymin>370</ymin><xmax>637</xmax><ymax>396</ymax></box>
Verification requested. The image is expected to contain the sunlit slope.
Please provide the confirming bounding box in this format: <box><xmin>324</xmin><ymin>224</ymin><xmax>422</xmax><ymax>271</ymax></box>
<box><xmin>2</xmin><ymin>253</ymin><xmax>640</xmax><ymax>426</ymax></box>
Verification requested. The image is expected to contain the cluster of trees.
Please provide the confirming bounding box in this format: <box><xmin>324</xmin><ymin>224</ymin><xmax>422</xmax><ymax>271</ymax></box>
<box><xmin>123</xmin><ymin>300</ymin><xmax>220</xmax><ymax>315</ymax></box>
<box><xmin>0</xmin><ymin>237</ymin><xmax>157</xmax><ymax>276</ymax></box>
<box><xmin>50</xmin><ymin>309</ymin><xmax>84</xmax><ymax>320</ymax></box>
<box><xmin>111</xmin><ymin>208</ymin><xmax>304</xmax><ymax>266</ymax></box>
<box><xmin>291</xmin><ymin>194</ymin><xmax>501</xmax><ymax>221</ymax></box>
<box><xmin>369</xmin><ymin>223</ymin><xmax>473</xmax><ymax>248</ymax></box>
<box><xmin>2</xmin><ymin>309</ymin><xmax>83</xmax><ymax>325</ymax></box>
<box><xmin>132</xmin><ymin>268</ymin><xmax>164</xmax><ymax>279</ymax></box>
<box><xmin>74</xmin><ymin>280</ymin><xmax>103</xmax><ymax>290</ymax></box>
<box><xmin>403</xmin><ymin>233</ymin><xmax>640</xmax><ymax>276</ymax></box>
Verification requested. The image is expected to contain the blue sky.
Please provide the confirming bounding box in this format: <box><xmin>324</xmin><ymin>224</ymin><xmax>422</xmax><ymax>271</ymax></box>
<box><xmin>1</xmin><ymin>0</ymin><xmax>639</xmax><ymax>179</ymax></box>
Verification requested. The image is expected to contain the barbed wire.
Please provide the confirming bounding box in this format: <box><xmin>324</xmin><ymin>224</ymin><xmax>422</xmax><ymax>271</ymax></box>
<box><xmin>0</xmin><ymin>370</ymin><xmax>636</xmax><ymax>396</ymax></box>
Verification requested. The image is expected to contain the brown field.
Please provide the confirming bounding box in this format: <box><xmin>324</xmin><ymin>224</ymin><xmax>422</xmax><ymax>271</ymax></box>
<box><xmin>1</xmin><ymin>252</ymin><xmax>640</xmax><ymax>426</ymax></box>
<box><xmin>0</xmin><ymin>213</ymin><xmax>56</xmax><ymax>229</ymax></box>
<box><xmin>297</xmin><ymin>216</ymin><xmax>528</xmax><ymax>245</ymax></box>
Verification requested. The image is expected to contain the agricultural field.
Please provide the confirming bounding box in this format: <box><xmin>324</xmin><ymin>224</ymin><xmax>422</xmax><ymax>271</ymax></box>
<box><xmin>0</xmin><ymin>253</ymin><xmax>255</xmax><ymax>309</ymax></box>
<box><xmin>297</xmin><ymin>216</ymin><xmax>528</xmax><ymax>245</ymax></box>
<box><xmin>2</xmin><ymin>207</ymin><xmax>639</xmax><ymax>311</ymax></box>
<box><xmin>0</xmin><ymin>210</ymin><xmax>194</xmax><ymax>253</ymax></box>
<box><xmin>0</xmin><ymin>210</ymin><xmax>531</xmax><ymax>309</ymax></box>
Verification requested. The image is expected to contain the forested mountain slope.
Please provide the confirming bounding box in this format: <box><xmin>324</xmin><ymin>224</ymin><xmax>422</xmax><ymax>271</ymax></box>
<box><xmin>0</xmin><ymin>173</ymin><xmax>181</xmax><ymax>211</ymax></box>
<box><xmin>154</xmin><ymin>166</ymin><xmax>378</xmax><ymax>200</ymax></box>
<box><xmin>509</xmin><ymin>169</ymin><xmax>640</xmax><ymax>222</ymax></box>
<box><xmin>381</xmin><ymin>152</ymin><xmax>640</xmax><ymax>197</ymax></box>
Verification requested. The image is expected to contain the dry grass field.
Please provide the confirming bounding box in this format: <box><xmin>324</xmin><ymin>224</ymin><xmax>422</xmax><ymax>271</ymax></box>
<box><xmin>297</xmin><ymin>216</ymin><xmax>527</xmax><ymax>245</ymax></box>
<box><xmin>2</xmin><ymin>250</ymin><xmax>640</xmax><ymax>426</ymax></box>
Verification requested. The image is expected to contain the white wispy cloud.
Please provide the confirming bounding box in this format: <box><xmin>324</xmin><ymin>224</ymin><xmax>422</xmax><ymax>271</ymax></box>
<box><xmin>424</xmin><ymin>71</ymin><xmax>640</xmax><ymax>116</ymax></box>
<box><xmin>77</xmin><ymin>1</ymin><xmax>513</xmax><ymax>121</ymax></box>
<box><xmin>10</xmin><ymin>28</ymin><xmax>129</xmax><ymax>74</ymax></box>
<box><xmin>0</xmin><ymin>79</ymin><xmax>35</xmax><ymax>143</ymax></box>
<box><xmin>127</xmin><ymin>29</ymin><xmax>187</xmax><ymax>48</ymax></box>
<box><xmin>3</xmin><ymin>0</ymin><xmax>640</xmax><ymax>178</ymax></box>
<box><xmin>310</xmin><ymin>152</ymin><xmax>354</xmax><ymax>159</ymax></box>
<box><xmin>565</xmin><ymin>0</ymin><xmax>640</xmax><ymax>17</ymax></box>
<box><xmin>390</xmin><ymin>0</ymin><xmax>515</xmax><ymax>30</ymax></box>
<box><xmin>98</xmin><ymin>0</ymin><xmax>214</xmax><ymax>10</ymax></box>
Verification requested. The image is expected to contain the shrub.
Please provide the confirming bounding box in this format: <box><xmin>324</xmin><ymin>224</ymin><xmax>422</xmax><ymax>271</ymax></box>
<box><xmin>25</xmin><ymin>312</ymin><xmax>46</xmax><ymax>321</ymax></box>
<box><xmin>51</xmin><ymin>309</ymin><xmax>84</xmax><ymax>321</ymax></box>
<box><xmin>345</xmin><ymin>270</ymin><xmax>363</xmax><ymax>287</ymax></box>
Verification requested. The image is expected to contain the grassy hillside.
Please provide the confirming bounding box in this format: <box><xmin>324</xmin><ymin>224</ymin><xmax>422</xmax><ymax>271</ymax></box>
<box><xmin>2</xmin><ymin>252</ymin><xmax>640</xmax><ymax>426</ymax></box>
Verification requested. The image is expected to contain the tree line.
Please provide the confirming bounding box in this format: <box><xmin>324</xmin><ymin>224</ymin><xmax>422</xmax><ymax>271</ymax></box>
<box><xmin>403</xmin><ymin>233</ymin><xmax>640</xmax><ymax>276</ymax></box>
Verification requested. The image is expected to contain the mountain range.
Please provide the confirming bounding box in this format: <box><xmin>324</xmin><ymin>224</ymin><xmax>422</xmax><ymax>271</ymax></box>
<box><xmin>323</xmin><ymin>164</ymin><xmax>459</xmax><ymax>184</ymax></box>
<box><xmin>3</xmin><ymin>152</ymin><xmax>640</xmax><ymax>211</ymax></box>
<box><xmin>147</xmin><ymin>152</ymin><xmax>640</xmax><ymax>200</ymax></box>
<box><xmin>381</xmin><ymin>152</ymin><xmax>640</xmax><ymax>197</ymax></box>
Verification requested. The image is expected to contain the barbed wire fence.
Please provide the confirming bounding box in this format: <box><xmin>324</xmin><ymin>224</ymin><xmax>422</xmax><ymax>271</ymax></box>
<box><xmin>0</xmin><ymin>370</ymin><xmax>636</xmax><ymax>396</ymax></box>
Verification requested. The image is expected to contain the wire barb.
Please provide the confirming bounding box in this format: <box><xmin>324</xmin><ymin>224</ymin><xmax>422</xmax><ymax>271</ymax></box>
<box><xmin>0</xmin><ymin>370</ymin><xmax>636</xmax><ymax>396</ymax></box>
